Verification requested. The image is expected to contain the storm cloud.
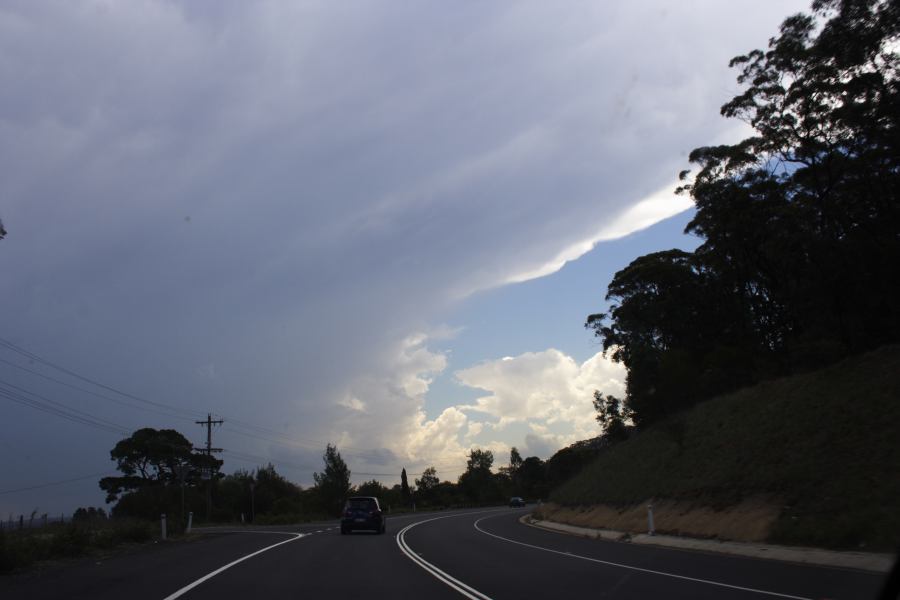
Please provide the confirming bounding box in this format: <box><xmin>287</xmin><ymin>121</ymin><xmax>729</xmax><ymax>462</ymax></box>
<box><xmin>0</xmin><ymin>1</ymin><xmax>805</xmax><ymax>512</ymax></box>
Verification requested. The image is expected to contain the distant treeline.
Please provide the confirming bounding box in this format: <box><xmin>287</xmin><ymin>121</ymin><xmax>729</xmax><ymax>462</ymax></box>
<box><xmin>95</xmin><ymin>428</ymin><xmax>608</xmax><ymax>524</ymax></box>
<box><xmin>587</xmin><ymin>0</ymin><xmax>900</xmax><ymax>427</ymax></box>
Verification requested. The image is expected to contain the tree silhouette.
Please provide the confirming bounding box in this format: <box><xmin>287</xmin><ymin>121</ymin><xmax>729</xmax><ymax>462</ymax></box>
<box><xmin>313</xmin><ymin>444</ymin><xmax>351</xmax><ymax>516</ymax></box>
<box><xmin>99</xmin><ymin>428</ymin><xmax>218</xmax><ymax>504</ymax></box>
<box><xmin>400</xmin><ymin>468</ymin><xmax>411</xmax><ymax>505</ymax></box>
<box><xmin>588</xmin><ymin>0</ymin><xmax>900</xmax><ymax>425</ymax></box>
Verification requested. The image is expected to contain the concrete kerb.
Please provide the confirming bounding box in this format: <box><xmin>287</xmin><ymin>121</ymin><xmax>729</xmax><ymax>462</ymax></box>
<box><xmin>519</xmin><ymin>515</ymin><xmax>895</xmax><ymax>573</ymax></box>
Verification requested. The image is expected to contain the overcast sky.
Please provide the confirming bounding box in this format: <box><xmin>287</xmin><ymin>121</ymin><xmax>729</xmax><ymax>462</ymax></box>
<box><xmin>0</xmin><ymin>0</ymin><xmax>807</xmax><ymax>515</ymax></box>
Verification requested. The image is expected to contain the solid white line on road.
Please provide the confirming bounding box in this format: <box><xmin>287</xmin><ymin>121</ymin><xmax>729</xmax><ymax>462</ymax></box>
<box><xmin>397</xmin><ymin>509</ymin><xmax>507</xmax><ymax>600</ymax></box>
<box><xmin>472</xmin><ymin>515</ymin><xmax>812</xmax><ymax>600</ymax></box>
<box><xmin>197</xmin><ymin>530</ymin><xmax>303</xmax><ymax>536</ymax></box>
<box><xmin>162</xmin><ymin>532</ymin><xmax>305</xmax><ymax>600</ymax></box>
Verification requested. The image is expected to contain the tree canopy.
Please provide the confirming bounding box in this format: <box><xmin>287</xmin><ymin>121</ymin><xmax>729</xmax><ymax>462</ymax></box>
<box><xmin>414</xmin><ymin>467</ymin><xmax>439</xmax><ymax>494</ymax></box>
<box><xmin>400</xmin><ymin>468</ymin><xmax>412</xmax><ymax>505</ymax></box>
<box><xmin>312</xmin><ymin>443</ymin><xmax>351</xmax><ymax>515</ymax></box>
<box><xmin>588</xmin><ymin>0</ymin><xmax>899</xmax><ymax>426</ymax></box>
<box><xmin>458</xmin><ymin>448</ymin><xmax>497</xmax><ymax>502</ymax></box>
<box><xmin>99</xmin><ymin>428</ymin><xmax>219</xmax><ymax>504</ymax></box>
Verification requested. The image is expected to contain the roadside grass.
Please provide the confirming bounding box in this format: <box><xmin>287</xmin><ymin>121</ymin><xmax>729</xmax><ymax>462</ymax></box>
<box><xmin>0</xmin><ymin>518</ymin><xmax>156</xmax><ymax>574</ymax></box>
<box><xmin>550</xmin><ymin>345</ymin><xmax>900</xmax><ymax>551</ymax></box>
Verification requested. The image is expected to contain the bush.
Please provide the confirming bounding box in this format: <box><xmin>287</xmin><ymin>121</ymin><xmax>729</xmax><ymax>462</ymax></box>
<box><xmin>0</xmin><ymin>518</ymin><xmax>157</xmax><ymax>574</ymax></box>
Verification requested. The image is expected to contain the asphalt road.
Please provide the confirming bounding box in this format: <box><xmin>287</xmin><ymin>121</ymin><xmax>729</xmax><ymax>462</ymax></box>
<box><xmin>1</xmin><ymin>507</ymin><xmax>890</xmax><ymax>599</ymax></box>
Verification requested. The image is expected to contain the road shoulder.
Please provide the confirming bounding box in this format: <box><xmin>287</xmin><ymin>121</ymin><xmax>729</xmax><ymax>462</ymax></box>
<box><xmin>522</xmin><ymin>515</ymin><xmax>895</xmax><ymax>573</ymax></box>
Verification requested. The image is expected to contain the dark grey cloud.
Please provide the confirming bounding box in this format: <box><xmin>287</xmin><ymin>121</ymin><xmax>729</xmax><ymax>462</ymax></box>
<box><xmin>0</xmin><ymin>0</ymin><xmax>806</xmax><ymax>513</ymax></box>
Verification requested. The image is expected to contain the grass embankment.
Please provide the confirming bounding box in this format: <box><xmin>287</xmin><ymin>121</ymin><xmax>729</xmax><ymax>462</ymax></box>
<box><xmin>0</xmin><ymin>519</ymin><xmax>156</xmax><ymax>574</ymax></box>
<box><xmin>547</xmin><ymin>345</ymin><xmax>900</xmax><ymax>551</ymax></box>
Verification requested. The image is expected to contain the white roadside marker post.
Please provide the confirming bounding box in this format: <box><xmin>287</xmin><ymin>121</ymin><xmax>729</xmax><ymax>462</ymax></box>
<box><xmin>647</xmin><ymin>504</ymin><xmax>655</xmax><ymax>536</ymax></box>
<box><xmin>186</xmin><ymin>512</ymin><xmax>193</xmax><ymax>534</ymax></box>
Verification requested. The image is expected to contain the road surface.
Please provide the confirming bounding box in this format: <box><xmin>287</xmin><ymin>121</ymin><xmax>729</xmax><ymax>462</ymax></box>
<box><xmin>1</xmin><ymin>507</ymin><xmax>889</xmax><ymax>599</ymax></box>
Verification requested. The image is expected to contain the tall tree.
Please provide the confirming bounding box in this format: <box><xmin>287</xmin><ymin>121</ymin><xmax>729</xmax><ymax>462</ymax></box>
<box><xmin>400</xmin><ymin>468</ymin><xmax>411</xmax><ymax>505</ymax></box>
<box><xmin>313</xmin><ymin>443</ymin><xmax>351</xmax><ymax>516</ymax></box>
<box><xmin>682</xmin><ymin>0</ymin><xmax>900</xmax><ymax>357</ymax></box>
<box><xmin>517</xmin><ymin>456</ymin><xmax>548</xmax><ymax>500</ymax></box>
<box><xmin>592</xmin><ymin>392</ymin><xmax>631</xmax><ymax>441</ymax></box>
<box><xmin>509</xmin><ymin>447</ymin><xmax>523</xmax><ymax>473</ymax></box>
<box><xmin>465</xmin><ymin>448</ymin><xmax>494</xmax><ymax>472</ymax></box>
<box><xmin>99</xmin><ymin>428</ymin><xmax>216</xmax><ymax>504</ymax></box>
<box><xmin>588</xmin><ymin>0</ymin><xmax>900</xmax><ymax>425</ymax></box>
<box><xmin>458</xmin><ymin>448</ymin><xmax>498</xmax><ymax>503</ymax></box>
<box><xmin>414</xmin><ymin>467</ymin><xmax>439</xmax><ymax>494</ymax></box>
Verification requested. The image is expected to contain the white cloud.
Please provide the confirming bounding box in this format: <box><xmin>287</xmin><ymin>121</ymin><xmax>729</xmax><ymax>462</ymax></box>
<box><xmin>454</xmin><ymin>349</ymin><xmax>626</xmax><ymax>456</ymax></box>
<box><xmin>504</xmin><ymin>183</ymin><xmax>696</xmax><ymax>284</ymax></box>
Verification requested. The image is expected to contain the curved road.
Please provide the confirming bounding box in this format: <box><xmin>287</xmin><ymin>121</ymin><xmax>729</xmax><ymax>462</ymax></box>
<box><xmin>1</xmin><ymin>507</ymin><xmax>888</xmax><ymax>599</ymax></box>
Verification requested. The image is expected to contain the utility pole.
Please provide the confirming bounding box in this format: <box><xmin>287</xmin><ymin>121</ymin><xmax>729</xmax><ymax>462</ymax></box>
<box><xmin>196</xmin><ymin>413</ymin><xmax>223</xmax><ymax>521</ymax></box>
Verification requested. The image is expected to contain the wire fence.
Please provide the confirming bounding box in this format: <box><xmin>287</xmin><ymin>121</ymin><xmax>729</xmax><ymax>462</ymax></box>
<box><xmin>0</xmin><ymin>511</ymin><xmax>88</xmax><ymax>531</ymax></box>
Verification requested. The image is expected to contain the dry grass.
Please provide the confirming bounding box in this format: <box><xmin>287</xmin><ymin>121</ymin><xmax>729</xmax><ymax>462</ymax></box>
<box><xmin>535</xmin><ymin>496</ymin><xmax>783</xmax><ymax>543</ymax></box>
<box><xmin>549</xmin><ymin>345</ymin><xmax>900</xmax><ymax>550</ymax></box>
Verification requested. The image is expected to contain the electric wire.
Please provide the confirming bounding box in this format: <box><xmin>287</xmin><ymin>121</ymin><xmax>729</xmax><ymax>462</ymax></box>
<box><xmin>0</xmin><ymin>337</ymin><xmax>202</xmax><ymax>419</ymax></box>
<box><xmin>0</xmin><ymin>339</ymin><xmax>385</xmax><ymax>455</ymax></box>
<box><xmin>0</xmin><ymin>338</ymin><xmax>473</xmax><ymax>477</ymax></box>
<box><xmin>0</xmin><ymin>384</ymin><xmax>130</xmax><ymax>437</ymax></box>
<box><xmin>0</xmin><ymin>471</ymin><xmax>118</xmax><ymax>496</ymax></box>
<box><xmin>0</xmin><ymin>357</ymin><xmax>199</xmax><ymax>425</ymax></box>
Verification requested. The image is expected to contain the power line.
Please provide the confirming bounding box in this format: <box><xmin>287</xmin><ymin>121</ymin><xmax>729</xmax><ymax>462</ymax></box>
<box><xmin>0</xmin><ymin>383</ymin><xmax>130</xmax><ymax>437</ymax></box>
<box><xmin>0</xmin><ymin>337</ymin><xmax>472</xmax><ymax>470</ymax></box>
<box><xmin>0</xmin><ymin>338</ymin><xmax>369</xmax><ymax>452</ymax></box>
<box><xmin>0</xmin><ymin>357</ymin><xmax>199</xmax><ymax>425</ymax></box>
<box><xmin>0</xmin><ymin>373</ymin><xmax>463</xmax><ymax>476</ymax></box>
<box><xmin>0</xmin><ymin>471</ymin><xmax>117</xmax><ymax>496</ymax></box>
<box><xmin>0</xmin><ymin>337</ymin><xmax>202</xmax><ymax>419</ymax></box>
<box><xmin>0</xmin><ymin>378</ymin><xmax>131</xmax><ymax>432</ymax></box>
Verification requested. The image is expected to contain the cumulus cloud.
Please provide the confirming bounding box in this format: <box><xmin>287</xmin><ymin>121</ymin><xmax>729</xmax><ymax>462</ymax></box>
<box><xmin>455</xmin><ymin>349</ymin><xmax>626</xmax><ymax>457</ymax></box>
<box><xmin>458</xmin><ymin>350</ymin><xmax>624</xmax><ymax>423</ymax></box>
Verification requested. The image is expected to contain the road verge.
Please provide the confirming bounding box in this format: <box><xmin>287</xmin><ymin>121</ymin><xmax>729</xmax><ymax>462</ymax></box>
<box><xmin>521</xmin><ymin>515</ymin><xmax>895</xmax><ymax>573</ymax></box>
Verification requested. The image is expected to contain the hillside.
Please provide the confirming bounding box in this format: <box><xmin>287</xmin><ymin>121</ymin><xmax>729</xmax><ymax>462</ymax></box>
<box><xmin>547</xmin><ymin>345</ymin><xmax>900</xmax><ymax>550</ymax></box>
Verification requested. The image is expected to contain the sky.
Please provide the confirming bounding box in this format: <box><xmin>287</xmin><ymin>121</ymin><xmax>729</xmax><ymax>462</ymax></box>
<box><xmin>0</xmin><ymin>0</ymin><xmax>807</xmax><ymax>516</ymax></box>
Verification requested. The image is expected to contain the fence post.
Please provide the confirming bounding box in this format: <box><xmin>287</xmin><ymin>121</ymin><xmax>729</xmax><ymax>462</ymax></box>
<box><xmin>186</xmin><ymin>512</ymin><xmax>193</xmax><ymax>534</ymax></box>
<box><xmin>161</xmin><ymin>513</ymin><xmax>167</xmax><ymax>540</ymax></box>
<box><xmin>647</xmin><ymin>504</ymin><xmax>655</xmax><ymax>536</ymax></box>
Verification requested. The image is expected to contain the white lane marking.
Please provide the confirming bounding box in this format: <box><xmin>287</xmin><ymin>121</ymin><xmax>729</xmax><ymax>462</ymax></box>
<box><xmin>473</xmin><ymin>516</ymin><xmax>812</xmax><ymax>600</ymax></box>
<box><xmin>162</xmin><ymin>532</ymin><xmax>305</xmax><ymax>600</ymax></box>
<box><xmin>202</xmin><ymin>530</ymin><xmax>302</xmax><ymax>536</ymax></box>
<box><xmin>397</xmin><ymin>509</ymin><xmax>507</xmax><ymax>600</ymax></box>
